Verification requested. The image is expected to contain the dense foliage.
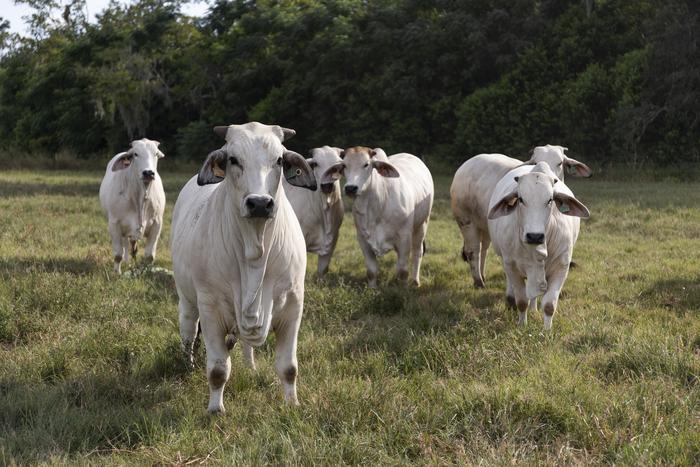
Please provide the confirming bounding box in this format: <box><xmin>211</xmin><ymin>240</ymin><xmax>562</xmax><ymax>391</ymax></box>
<box><xmin>0</xmin><ymin>0</ymin><xmax>697</xmax><ymax>167</ymax></box>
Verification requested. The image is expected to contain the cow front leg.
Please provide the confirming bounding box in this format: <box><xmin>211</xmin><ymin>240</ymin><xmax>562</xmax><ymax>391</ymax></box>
<box><xmin>357</xmin><ymin>234</ymin><xmax>379</xmax><ymax>288</ymax></box>
<box><xmin>143</xmin><ymin>220</ymin><xmax>162</xmax><ymax>263</ymax></box>
<box><xmin>273</xmin><ymin>292</ymin><xmax>302</xmax><ymax>405</ymax></box>
<box><xmin>199</xmin><ymin>309</ymin><xmax>231</xmax><ymax>414</ymax></box>
<box><xmin>108</xmin><ymin>222</ymin><xmax>125</xmax><ymax>274</ymax></box>
<box><xmin>541</xmin><ymin>264</ymin><xmax>570</xmax><ymax>331</ymax></box>
<box><xmin>395</xmin><ymin>232</ymin><xmax>412</xmax><ymax>283</ymax></box>
<box><xmin>505</xmin><ymin>262</ymin><xmax>528</xmax><ymax>326</ymax></box>
<box><xmin>317</xmin><ymin>253</ymin><xmax>332</xmax><ymax>278</ymax></box>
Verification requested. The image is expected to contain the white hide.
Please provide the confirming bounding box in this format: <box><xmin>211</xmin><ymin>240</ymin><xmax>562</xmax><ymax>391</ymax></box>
<box><xmin>487</xmin><ymin>162</ymin><xmax>590</xmax><ymax>330</ymax></box>
<box><xmin>284</xmin><ymin>146</ymin><xmax>344</xmax><ymax>277</ymax></box>
<box><xmin>342</xmin><ymin>147</ymin><xmax>434</xmax><ymax>287</ymax></box>
<box><xmin>171</xmin><ymin>122</ymin><xmax>313</xmax><ymax>413</ymax></box>
<box><xmin>99</xmin><ymin>138</ymin><xmax>165</xmax><ymax>274</ymax></box>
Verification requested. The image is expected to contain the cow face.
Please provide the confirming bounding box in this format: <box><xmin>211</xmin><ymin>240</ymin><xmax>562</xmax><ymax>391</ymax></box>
<box><xmin>488</xmin><ymin>166</ymin><xmax>590</xmax><ymax>252</ymax></box>
<box><xmin>308</xmin><ymin>146</ymin><xmax>344</xmax><ymax>194</ymax></box>
<box><xmin>529</xmin><ymin>145</ymin><xmax>592</xmax><ymax>180</ymax></box>
<box><xmin>197</xmin><ymin>122</ymin><xmax>316</xmax><ymax>219</ymax></box>
<box><xmin>341</xmin><ymin>146</ymin><xmax>399</xmax><ymax>198</ymax></box>
<box><xmin>112</xmin><ymin>139</ymin><xmax>164</xmax><ymax>184</ymax></box>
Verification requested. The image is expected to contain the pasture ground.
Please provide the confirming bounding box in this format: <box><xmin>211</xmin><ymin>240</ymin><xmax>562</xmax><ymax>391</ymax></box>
<box><xmin>1</xmin><ymin>168</ymin><xmax>699</xmax><ymax>464</ymax></box>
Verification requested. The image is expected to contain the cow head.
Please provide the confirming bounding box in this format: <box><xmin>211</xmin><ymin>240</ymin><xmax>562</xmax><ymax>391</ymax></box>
<box><xmin>197</xmin><ymin>122</ymin><xmax>316</xmax><ymax>219</ymax></box>
<box><xmin>488</xmin><ymin>163</ymin><xmax>589</xmax><ymax>254</ymax></box>
<box><xmin>527</xmin><ymin>145</ymin><xmax>592</xmax><ymax>180</ymax></box>
<box><xmin>306</xmin><ymin>146</ymin><xmax>344</xmax><ymax>194</ymax></box>
<box><xmin>112</xmin><ymin>139</ymin><xmax>164</xmax><ymax>185</ymax></box>
<box><xmin>339</xmin><ymin>146</ymin><xmax>399</xmax><ymax>198</ymax></box>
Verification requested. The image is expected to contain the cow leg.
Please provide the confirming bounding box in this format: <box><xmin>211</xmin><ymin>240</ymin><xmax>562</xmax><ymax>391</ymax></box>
<box><xmin>241</xmin><ymin>343</ymin><xmax>256</xmax><ymax>370</ymax></box>
<box><xmin>541</xmin><ymin>264</ymin><xmax>569</xmax><ymax>331</ymax></box>
<box><xmin>129</xmin><ymin>239</ymin><xmax>137</xmax><ymax>260</ymax></box>
<box><xmin>357</xmin><ymin>234</ymin><xmax>379</xmax><ymax>288</ymax></box>
<box><xmin>505</xmin><ymin>262</ymin><xmax>528</xmax><ymax>326</ymax></box>
<box><xmin>199</xmin><ymin>309</ymin><xmax>231</xmax><ymax>414</ymax></box>
<box><xmin>410</xmin><ymin>221</ymin><xmax>428</xmax><ymax>287</ymax></box>
<box><xmin>479</xmin><ymin>233</ymin><xmax>490</xmax><ymax>286</ymax></box>
<box><xmin>459</xmin><ymin>221</ymin><xmax>485</xmax><ymax>288</ymax></box>
<box><xmin>395</xmin><ymin>232</ymin><xmax>412</xmax><ymax>283</ymax></box>
<box><xmin>108</xmin><ymin>222</ymin><xmax>124</xmax><ymax>274</ymax></box>
<box><xmin>273</xmin><ymin>292</ymin><xmax>302</xmax><ymax>405</ymax></box>
<box><xmin>178</xmin><ymin>298</ymin><xmax>199</xmax><ymax>370</ymax></box>
<box><xmin>143</xmin><ymin>220</ymin><xmax>162</xmax><ymax>263</ymax></box>
<box><xmin>317</xmin><ymin>253</ymin><xmax>332</xmax><ymax>278</ymax></box>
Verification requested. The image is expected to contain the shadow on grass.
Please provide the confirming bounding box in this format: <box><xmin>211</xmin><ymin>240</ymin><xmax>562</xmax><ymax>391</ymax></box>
<box><xmin>639</xmin><ymin>277</ymin><xmax>700</xmax><ymax>313</ymax></box>
<box><xmin>0</xmin><ymin>180</ymin><xmax>99</xmax><ymax>198</ymax></box>
<box><xmin>0</xmin><ymin>342</ymin><xmax>193</xmax><ymax>462</ymax></box>
<box><xmin>0</xmin><ymin>256</ymin><xmax>102</xmax><ymax>276</ymax></box>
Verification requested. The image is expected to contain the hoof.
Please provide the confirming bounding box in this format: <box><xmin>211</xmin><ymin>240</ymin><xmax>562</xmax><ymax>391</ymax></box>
<box><xmin>474</xmin><ymin>278</ymin><xmax>485</xmax><ymax>289</ymax></box>
<box><xmin>207</xmin><ymin>406</ymin><xmax>225</xmax><ymax>415</ymax></box>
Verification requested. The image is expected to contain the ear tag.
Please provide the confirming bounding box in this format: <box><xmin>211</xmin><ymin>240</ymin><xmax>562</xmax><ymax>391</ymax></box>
<box><xmin>558</xmin><ymin>202</ymin><xmax>570</xmax><ymax>213</ymax></box>
<box><xmin>507</xmin><ymin>197</ymin><xmax>518</xmax><ymax>207</ymax></box>
<box><xmin>285</xmin><ymin>167</ymin><xmax>302</xmax><ymax>179</ymax></box>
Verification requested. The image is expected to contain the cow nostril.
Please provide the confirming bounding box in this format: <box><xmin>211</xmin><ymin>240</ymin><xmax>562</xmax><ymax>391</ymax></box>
<box><xmin>345</xmin><ymin>185</ymin><xmax>358</xmax><ymax>195</ymax></box>
<box><xmin>245</xmin><ymin>198</ymin><xmax>256</xmax><ymax>209</ymax></box>
<box><xmin>266</xmin><ymin>199</ymin><xmax>274</xmax><ymax>211</ymax></box>
<box><xmin>525</xmin><ymin>233</ymin><xmax>545</xmax><ymax>244</ymax></box>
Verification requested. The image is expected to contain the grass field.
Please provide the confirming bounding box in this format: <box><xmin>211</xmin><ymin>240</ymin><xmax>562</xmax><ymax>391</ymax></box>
<box><xmin>1</xmin><ymin>167</ymin><xmax>699</xmax><ymax>464</ymax></box>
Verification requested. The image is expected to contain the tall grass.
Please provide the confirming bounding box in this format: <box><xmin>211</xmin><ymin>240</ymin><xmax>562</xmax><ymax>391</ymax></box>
<box><xmin>0</xmin><ymin>168</ymin><xmax>699</xmax><ymax>464</ymax></box>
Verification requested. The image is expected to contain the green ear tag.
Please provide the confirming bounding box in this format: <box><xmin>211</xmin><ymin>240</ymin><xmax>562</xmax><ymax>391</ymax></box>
<box><xmin>285</xmin><ymin>167</ymin><xmax>302</xmax><ymax>179</ymax></box>
<box><xmin>558</xmin><ymin>202</ymin><xmax>570</xmax><ymax>213</ymax></box>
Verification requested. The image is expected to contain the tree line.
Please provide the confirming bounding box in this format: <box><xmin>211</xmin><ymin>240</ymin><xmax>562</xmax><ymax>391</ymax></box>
<box><xmin>0</xmin><ymin>0</ymin><xmax>697</xmax><ymax>168</ymax></box>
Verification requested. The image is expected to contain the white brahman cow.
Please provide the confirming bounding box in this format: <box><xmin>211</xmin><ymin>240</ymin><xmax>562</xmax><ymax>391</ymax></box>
<box><xmin>284</xmin><ymin>146</ymin><xmax>345</xmax><ymax>277</ymax></box>
<box><xmin>487</xmin><ymin>162</ymin><xmax>590</xmax><ymax>330</ymax></box>
<box><xmin>99</xmin><ymin>138</ymin><xmax>165</xmax><ymax>274</ymax></box>
<box><xmin>450</xmin><ymin>145</ymin><xmax>591</xmax><ymax>288</ymax></box>
<box><xmin>171</xmin><ymin>122</ymin><xmax>317</xmax><ymax>413</ymax></box>
<box><xmin>325</xmin><ymin>146</ymin><xmax>433</xmax><ymax>287</ymax></box>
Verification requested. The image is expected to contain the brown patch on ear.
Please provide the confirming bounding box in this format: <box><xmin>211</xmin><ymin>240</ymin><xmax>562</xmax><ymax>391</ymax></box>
<box><xmin>112</xmin><ymin>152</ymin><xmax>133</xmax><ymax>171</ymax></box>
<box><xmin>372</xmin><ymin>161</ymin><xmax>400</xmax><ymax>178</ymax></box>
<box><xmin>488</xmin><ymin>191</ymin><xmax>519</xmax><ymax>219</ymax></box>
<box><xmin>212</xmin><ymin>161</ymin><xmax>226</xmax><ymax>178</ymax></box>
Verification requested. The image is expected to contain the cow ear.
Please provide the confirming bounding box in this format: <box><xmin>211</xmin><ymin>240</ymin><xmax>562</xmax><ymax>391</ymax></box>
<box><xmin>554</xmin><ymin>192</ymin><xmax>590</xmax><ymax>218</ymax></box>
<box><xmin>564</xmin><ymin>157</ymin><xmax>592</xmax><ymax>178</ymax></box>
<box><xmin>488</xmin><ymin>191</ymin><xmax>519</xmax><ymax>219</ymax></box>
<box><xmin>280</xmin><ymin>127</ymin><xmax>296</xmax><ymax>142</ymax></box>
<box><xmin>213</xmin><ymin>126</ymin><xmax>229</xmax><ymax>140</ymax></box>
<box><xmin>372</xmin><ymin>161</ymin><xmax>399</xmax><ymax>178</ymax></box>
<box><xmin>306</xmin><ymin>158</ymin><xmax>317</xmax><ymax>169</ymax></box>
<box><xmin>283</xmin><ymin>150</ymin><xmax>317</xmax><ymax>191</ymax></box>
<box><xmin>321</xmin><ymin>162</ymin><xmax>345</xmax><ymax>185</ymax></box>
<box><xmin>112</xmin><ymin>151</ymin><xmax>134</xmax><ymax>172</ymax></box>
<box><xmin>197</xmin><ymin>149</ymin><xmax>228</xmax><ymax>186</ymax></box>
<box><xmin>369</xmin><ymin>149</ymin><xmax>377</xmax><ymax>158</ymax></box>
<box><xmin>339</xmin><ymin>149</ymin><xmax>346</xmax><ymax>159</ymax></box>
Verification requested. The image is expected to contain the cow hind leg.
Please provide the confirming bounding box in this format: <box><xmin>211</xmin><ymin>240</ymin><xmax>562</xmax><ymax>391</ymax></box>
<box><xmin>479</xmin><ymin>234</ymin><xmax>490</xmax><ymax>285</ymax></box>
<box><xmin>178</xmin><ymin>299</ymin><xmax>199</xmax><ymax>370</ymax></box>
<box><xmin>459</xmin><ymin>222</ymin><xmax>485</xmax><ymax>288</ymax></box>
<box><xmin>241</xmin><ymin>343</ymin><xmax>256</xmax><ymax>370</ymax></box>
<box><xmin>317</xmin><ymin>253</ymin><xmax>332</xmax><ymax>279</ymax></box>
<box><xmin>410</xmin><ymin>222</ymin><xmax>428</xmax><ymax>287</ymax></box>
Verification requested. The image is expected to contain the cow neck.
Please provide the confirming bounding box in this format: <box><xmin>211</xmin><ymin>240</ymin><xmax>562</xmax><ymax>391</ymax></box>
<box><xmin>214</xmin><ymin>182</ymin><xmax>280</xmax><ymax>345</ymax></box>
<box><xmin>353</xmin><ymin>170</ymin><xmax>388</xmax><ymax>240</ymax></box>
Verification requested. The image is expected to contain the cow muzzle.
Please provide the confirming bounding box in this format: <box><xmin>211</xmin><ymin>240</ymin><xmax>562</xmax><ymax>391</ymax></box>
<box><xmin>525</xmin><ymin>232</ymin><xmax>545</xmax><ymax>245</ymax></box>
<box><xmin>244</xmin><ymin>194</ymin><xmax>275</xmax><ymax>218</ymax></box>
<box><xmin>142</xmin><ymin>170</ymin><xmax>155</xmax><ymax>183</ymax></box>
<box><xmin>321</xmin><ymin>182</ymin><xmax>335</xmax><ymax>194</ymax></box>
<box><xmin>344</xmin><ymin>184</ymin><xmax>358</xmax><ymax>197</ymax></box>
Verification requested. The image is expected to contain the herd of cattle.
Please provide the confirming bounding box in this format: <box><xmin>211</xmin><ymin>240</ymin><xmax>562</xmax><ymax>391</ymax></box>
<box><xmin>98</xmin><ymin>121</ymin><xmax>592</xmax><ymax>413</ymax></box>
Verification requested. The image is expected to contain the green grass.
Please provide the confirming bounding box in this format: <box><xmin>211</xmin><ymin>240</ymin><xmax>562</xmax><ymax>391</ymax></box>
<box><xmin>1</xmin><ymin>167</ymin><xmax>699</xmax><ymax>464</ymax></box>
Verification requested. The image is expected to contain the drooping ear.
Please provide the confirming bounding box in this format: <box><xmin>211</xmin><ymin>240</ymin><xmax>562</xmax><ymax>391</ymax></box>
<box><xmin>553</xmin><ymin>192</ymin><xmax>590</xmax><ymax>218</ymax></box>
<box><xmin>488</xmin><ymin>191</ymin><xmax>519</xmax><ymax>219</ymax></box>
<box><xmin>564</xmin><ymin>157</ymin><xmax>592</xmax><ymax>178</ymax></box>
<box><xmin>306</xmin><ymin>158</ymin><xmax>317</xmax><ymax>169</ymax></box>
<box><xmin>372</xmin><ymin>160</ymin><xmax>399</xmax><ymax>178</ymax></box>
<box><xmin>321</xmin><ymin>162</ymin><xmax>345</xmax><ymax>185</ymax></box>
<box><xmin>197</xmin><ymin>149</ymin><xmax>228</xmax><ymax>186</ymax></box>
<box><xmin>283</xmin><ymin>150</ymin><xmax>317</xmax><ymax>191</ymax></box>
<box><xmin>213</xmin><ymin>126</ymin><xmax>229</xmax><ymax>140</ymax></box>
<box><xmin>112</xmin><ymin>150</ymin><xmax>134</xmax><ymax>172</ymax></box>
<box><xmin>339</xmin><ymin>149</ymin><xmax>346</xmax><ymax>159</ymax></box>
<box><xmin>280</xmin><ymin>127</ymin><xmax>296</xmax><ymax>142</ymax></box>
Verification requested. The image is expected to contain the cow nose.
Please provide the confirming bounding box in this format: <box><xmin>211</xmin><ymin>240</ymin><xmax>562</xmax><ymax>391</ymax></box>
<box><xmin>244</xmin><ymin>195</ymin><xmax>275</xmax><ymax>218</ymax></box>
<box><xmin>142</xmin><ymin>170</ymin><xmax>155</xmax><ymax>181</ymax></box>
<box><xmin>321</xmin><ymin>182</ymin><xmax>334</xmax><ymax>194</ymax></box>
<box><xmin>344</xmin><ymin>185</ymin><xmax>358</xmax><ymax>196</ymax></box>
<box><xmin>525</xmin><ymin>233</ymin><xmax>545</xmax><ymax>244</ymax></box>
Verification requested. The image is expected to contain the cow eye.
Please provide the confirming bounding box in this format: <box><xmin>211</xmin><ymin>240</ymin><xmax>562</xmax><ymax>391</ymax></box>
<box><xmin>518</xmin><ymin>197</ymin><xmax>524</xmax><ymax>204</ymax></box>
<box><xmin>558</xmin><ymin>162</ymin><xmax>563</xmax><ymax>166</ymax></box>
<box><xmin>547</xmin><ymin>199</ymin><xmax>553</xmax><ymax>205</ymax></box>
<box><xmin>363</xmin><ymin>162</ymin><xmax>369</xmax><ymax>168</ymax></box>
<box><xmin>229</xmin><ymin>156</ymin><xmax>239</xmax><ymax>166</ymax></box>
<box><xmin>277</xmin><ymin>157</ymin><xmax>283</xmax><ymax>166</ymax></box>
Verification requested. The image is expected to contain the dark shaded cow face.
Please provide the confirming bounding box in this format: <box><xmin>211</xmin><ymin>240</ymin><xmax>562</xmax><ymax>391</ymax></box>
<box><xmin>197</xmin><ymin>122</ymin><xmax>316</xmax><ymax>219</ymax></box>
<box><xmin>306</xmin><ymin>146</ymin><xmax>344</xmax><ymax>194</ymax></box>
